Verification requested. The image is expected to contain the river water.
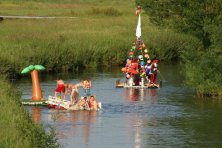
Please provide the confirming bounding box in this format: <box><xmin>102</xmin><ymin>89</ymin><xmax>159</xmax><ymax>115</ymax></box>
<box><xmin>16</xmin><ymin>64</ymin><xmax>222</xmax><ymax>148</ymax></box>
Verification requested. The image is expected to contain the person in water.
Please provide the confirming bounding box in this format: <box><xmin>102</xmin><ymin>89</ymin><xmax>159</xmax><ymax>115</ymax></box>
<box><xmin>88</xmin><ymin>95</ymin><xmax>98</xmax><ymax>110</ymax></box>
<box><xmin>54</xmin><ymin>79</ymin><xmax>66</xmax><ymax>100</ymax></box>
<box><xmin>82</xmin><ymin>79</ymin><xmax>92</xmax><ymax>96</ymax></box>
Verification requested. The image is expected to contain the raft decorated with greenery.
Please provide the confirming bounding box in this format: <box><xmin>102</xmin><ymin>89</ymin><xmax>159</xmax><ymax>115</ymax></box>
<box><xmin>117</xmin><ymin>5</ymin><xmax>161</xmax><ymax>89</ymax></box>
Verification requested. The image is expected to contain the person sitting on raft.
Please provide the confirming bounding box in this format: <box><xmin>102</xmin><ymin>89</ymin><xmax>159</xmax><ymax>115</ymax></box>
<box><xmin>77</xmin><ymin>96</ymin><xmax>88</xmax><ymax>110</ymax></box>
<box><xmin>88</xmin><ymin>95</ymin><xmax>99</xmax><ymax>110</ymax></box>
<box><xmin>82</xmin><ymin>79</ymin><xmax>92</xmax><ymax>96</ymax></box>
<box><xmin>54</xmin><ymin>79</ymin><xmax>66</xmax><ymax>100</ymax></box>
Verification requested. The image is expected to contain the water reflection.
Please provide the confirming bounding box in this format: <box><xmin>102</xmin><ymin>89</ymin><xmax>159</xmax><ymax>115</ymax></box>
<box><xmin>123</xmin><ymin>88</ymin><xmax>158</xmax><ymax>103</ymax></box>
<box><xmin>31</xmin><ymin>107</ymin><xmax>41</xmax><ymax>124</ymax></box>
<box><xmin>129</xmin><ymin>114</ymin><xmax>142</xmax><ymax>148</ymax></box>
<box><xmin>48</xmin><ymin>110</ymin><xmax>97</xmax><ymax>148</ymax></box>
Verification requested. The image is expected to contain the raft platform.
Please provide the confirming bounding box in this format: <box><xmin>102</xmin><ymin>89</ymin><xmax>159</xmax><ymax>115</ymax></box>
<box><xmin>21</xmin><ymin>99</ymin><xmax>47</xmax><ymax>106</ymax></box>
<box><xmin>115</xmin><ymin>80</ymin><xmax>160</xmax><ymax>89</ymax></box>
<box><xmin>21</xmin><ymin>96</ymin><xmax>102</xmax><ymax>111</ymax></box>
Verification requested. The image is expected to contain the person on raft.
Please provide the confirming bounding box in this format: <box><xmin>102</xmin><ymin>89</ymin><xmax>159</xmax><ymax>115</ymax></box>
<box><xmin>76</xmin><ymin>95</ymin><xmax>101</xmax><ymax>110</ymax></box>
<box><xmin>145</xmin><ymin>59</ymin><xmax>152</xmax><ymax>83</ymax></box>
<box><xmin>88</xmin><ymin>95</ymin><xmax>99</xmax><ymax>110</ymax></box>
<box><xmin>54</xmin><ymin>79</ymin><xmax>66</xmax><ymax>100</ymax></box>
<box><xmin>77</xmin><ymin>96</ymin><xmax>88</xmax><ymax>110</ymax></box>
<box><xmin>82</xmin><ymin>79</ymin><xmax>92</xmax><ymax>96</ymax></box>
<box><xmin>68</xmin><ymin>83</ymin><xmax>79</xmax><ymax>106</ymax></box>
<box><xmin>150</xmin><ymin>59</ymin><xmax>160</xmax><ymax>86</ymax></box>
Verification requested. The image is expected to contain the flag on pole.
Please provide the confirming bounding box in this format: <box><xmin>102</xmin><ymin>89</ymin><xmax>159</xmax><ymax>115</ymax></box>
<box><xmin>136</xmin><ymin>14</ymin><xmax>141</xmax><ymax>38</ymax></box>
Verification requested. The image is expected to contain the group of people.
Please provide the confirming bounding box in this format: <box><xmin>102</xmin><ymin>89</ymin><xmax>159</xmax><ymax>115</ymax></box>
<box><xmin>122</xmin><ymin>58</ymin><xmax>160</xmax><ymax>87</ymax></box>
<box><xmin>54</xmin><ymin>79</ymin><xmax>100</xmax><ymax>110</ymax></box>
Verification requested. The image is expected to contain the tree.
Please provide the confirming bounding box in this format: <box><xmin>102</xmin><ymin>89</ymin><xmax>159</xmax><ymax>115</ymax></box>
<box><xmin>141</xmin><ymin>0</ymin><xmax>222</xmax><ymax>49</ymax></box>
<box><xmin>21</xmin><ymin>65</ymin><xmax>45</xmax><ymax>101</ymax></box>
<box><xmin>141</xmin><ymin>0</ymin><xmax>222</xmax><ymax>97</ymax></box>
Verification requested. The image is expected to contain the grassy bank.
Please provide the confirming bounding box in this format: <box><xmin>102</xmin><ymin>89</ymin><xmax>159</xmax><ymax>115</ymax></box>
<box><xmin>0</xmin><ymin>77</ymin><xmax>59</xmax><ymax>147</ymax></box>
<box><xmin>0</xmin><ymin>0</ymin><xmax>200</xmax><ymax>79</ymax></box>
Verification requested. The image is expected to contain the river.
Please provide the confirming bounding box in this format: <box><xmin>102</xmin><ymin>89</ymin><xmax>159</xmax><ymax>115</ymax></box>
<box><xmin>16</xmin><ymin>63</ymin><xmax>222</xmax><ymax>148</ymax></box>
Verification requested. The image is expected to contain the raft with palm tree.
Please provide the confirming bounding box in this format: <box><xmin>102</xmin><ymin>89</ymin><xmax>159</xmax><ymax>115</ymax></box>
<box><xmin>21</xmin><ymin>65</ymin><xmax>47</xmax><ymax>106</ymax></box>
<box><xmin>20</xmin><ymin>65</ymin><xmax>102</xmax><ymax>111</ymax></box>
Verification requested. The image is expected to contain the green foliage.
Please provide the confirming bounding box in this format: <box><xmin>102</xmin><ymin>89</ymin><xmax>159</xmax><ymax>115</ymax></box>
<box><xmin>141</xmin><ymin>0</ymin><xmax>222</xmax><ymax>97</ymax></box>
<box><xmin>142</xmin><ymin>0</ymin><xmax>222</xmax><ymax>49</ymax></box>
<box><xmin>182</xmin><ymin>49</ymin><xmax>222</xmax><ymax>98</ymax></box>
<box><xmin>0</xmin><ymin>78</ymin><xmax>60</xmax><ymax>147</ymax></box>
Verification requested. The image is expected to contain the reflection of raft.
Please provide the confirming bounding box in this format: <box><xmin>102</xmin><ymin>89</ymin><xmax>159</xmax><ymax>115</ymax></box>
<box><xmin>115</xmin><ymin>80</ymin><xmax>160</xmax><ymax>89</ymax></box>
<box><xmin>46</xmin><ymin>96</ymin><xmax>102</xmax><ymax>111</ymax></box>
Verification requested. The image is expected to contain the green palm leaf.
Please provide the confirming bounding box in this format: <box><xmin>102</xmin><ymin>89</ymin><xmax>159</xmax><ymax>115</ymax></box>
<box><xmin>21</xmin><ymin>67</ymin><xmax>31</xmax><ymax>74</ymax></box>
<box><xmin>34</xmin><ymin>65</ymin><xmax>45</xmax><ymax>71</ymax></box>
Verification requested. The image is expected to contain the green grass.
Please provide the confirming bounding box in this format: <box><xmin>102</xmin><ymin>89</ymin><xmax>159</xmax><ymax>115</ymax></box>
<box><xmin>0</xmin><ymin>77</ymin><xmax>59</xmax><ymax>148</ymax></box>
<box><xmin>0</xmin><ymin>0</ymin><xmax>200</xmax><ymax>78</ymax></box>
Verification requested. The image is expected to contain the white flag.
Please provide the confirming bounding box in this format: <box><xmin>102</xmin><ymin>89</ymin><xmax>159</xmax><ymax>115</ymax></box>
<box><xmin>136</xmin><ymin>14</ymin><xmax>141</xmax><ymax>38</ymax></box>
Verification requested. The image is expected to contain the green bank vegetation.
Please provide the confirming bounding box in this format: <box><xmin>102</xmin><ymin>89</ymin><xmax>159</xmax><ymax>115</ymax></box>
<box><xmin>0</xmin><ymin>0</ymin><xmax>200</xmax><ymax>77</ymax></box>
<box><xmin>141</xmin><ymin>0</ymin><xmax>222</xmax><ymax>98</ymax></box>
<box><xmin>0</xmin><ymin>77</ymin><xmax>59</xmax><ymax>147</ymax></box>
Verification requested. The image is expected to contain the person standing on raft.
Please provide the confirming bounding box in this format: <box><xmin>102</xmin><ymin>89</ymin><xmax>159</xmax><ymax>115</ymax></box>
<box><xmin>68</xmin><ymin>83</ymin><xmax>79</xmax><ymax>106</ymax></box>
<box><xmin>150</xmin><ymin>60</ymin><xmax>160</xmax><ymax>84</ymax></box>
<box><xmin>54</xmin><ymin>79</ymin><xmax>66</xmax><ymax>100</ymax></box>
<box><xmin>82</xmin><ymin>79</ymin><xmax>92</xmax><ymax>96</ymax></box>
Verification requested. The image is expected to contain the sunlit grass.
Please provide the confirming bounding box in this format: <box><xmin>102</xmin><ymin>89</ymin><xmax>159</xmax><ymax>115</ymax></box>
<box><xmin>0</xmin><ymin>0</ymin><xmax>199</xmax><ymax>77</ymax></box>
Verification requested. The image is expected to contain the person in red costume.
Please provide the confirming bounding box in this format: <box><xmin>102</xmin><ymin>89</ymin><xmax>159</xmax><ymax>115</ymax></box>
<box><xmin>150</xmin><ymin>59</ymin><xmax>160</xmax><ymax>84</ymax></box>
<box><xmin>128</xmin><ymin>58</ymin><xmax>139</xmax><ymax>77</ymax></box>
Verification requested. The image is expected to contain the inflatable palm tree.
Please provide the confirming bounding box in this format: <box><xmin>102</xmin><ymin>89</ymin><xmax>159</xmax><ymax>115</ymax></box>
<box><xmin>21</xmin><ymin>65</ymin><xmax>45</xmax><ymax>101</ymax></box>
